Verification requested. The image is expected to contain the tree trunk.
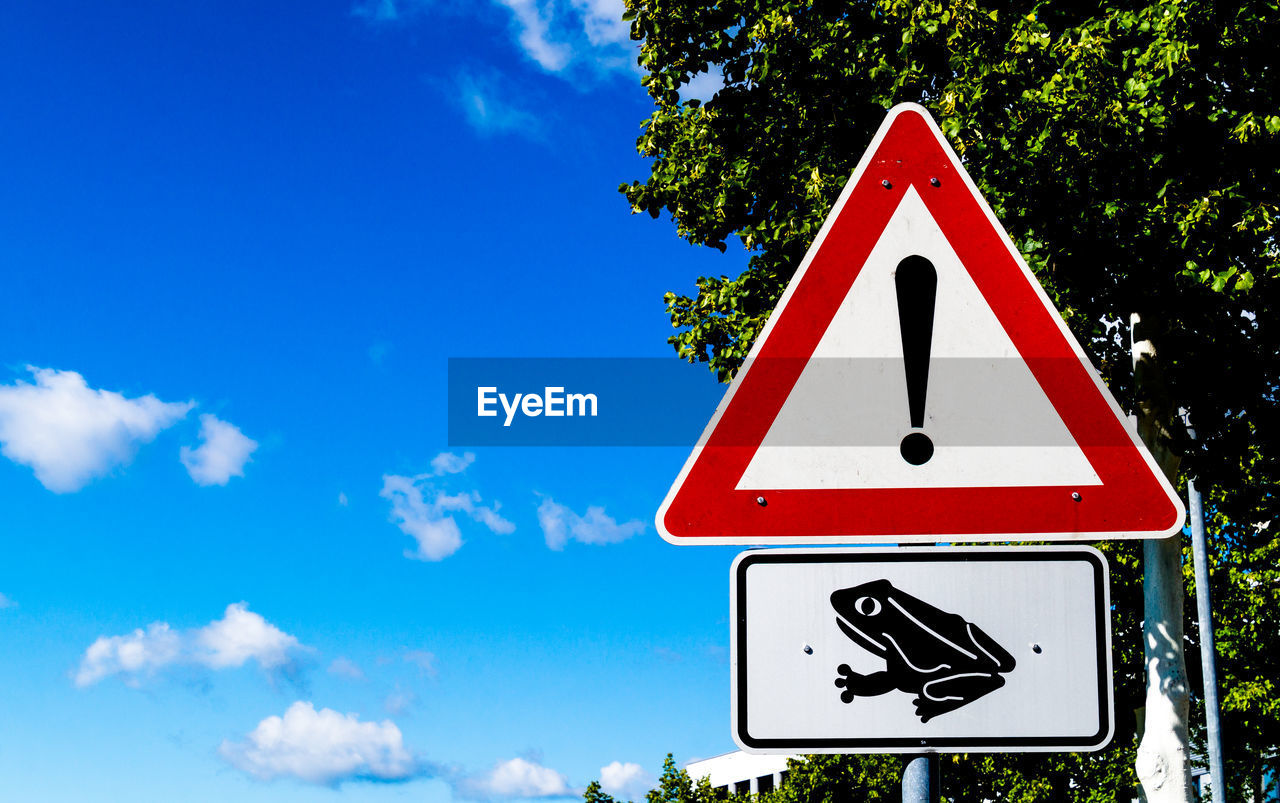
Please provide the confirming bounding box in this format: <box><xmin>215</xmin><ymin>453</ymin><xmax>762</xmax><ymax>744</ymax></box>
<box><xmin>1129</xmin><ymin>312</ymin><xmax>1194</xmax><ymax>803</ymax></box>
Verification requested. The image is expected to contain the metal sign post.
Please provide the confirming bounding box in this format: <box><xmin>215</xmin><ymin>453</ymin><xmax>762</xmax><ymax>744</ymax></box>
<box><xmin>902</xmin><ymin>754</ymin><xmax>939</xmax><ymax>803</ymax></box>
<box><xmin>1188</xmin><ymin>477</ymin><xmax>1226</xmax><ymax>798</ymax></box>
<box><xmin>1182</xmin><ymin>412</ymin><xmax>1226</xmax><ymax>799</ymax></box>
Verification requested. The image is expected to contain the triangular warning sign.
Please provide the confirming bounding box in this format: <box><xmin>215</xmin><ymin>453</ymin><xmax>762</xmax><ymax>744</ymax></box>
<box><xmin>658</xmin><ymin>104</ymin><xmax>1185</xmax><ymax>544</ymax></box>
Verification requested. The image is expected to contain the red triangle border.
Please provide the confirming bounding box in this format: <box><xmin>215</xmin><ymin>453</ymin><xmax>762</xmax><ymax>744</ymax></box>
<box><xmin>658</xmin><ymin>104</ymin><xmax>1185</xmax><ymax>544</ymax></box>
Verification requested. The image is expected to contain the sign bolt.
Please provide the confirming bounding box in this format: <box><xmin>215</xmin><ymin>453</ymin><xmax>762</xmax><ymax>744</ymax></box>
<box><xmin>881</xmin><ymin>179</ymin><xmax>892</xmax><ymax>188</ymax></box>
<box><xmin>1031</xmin><ymin>643</ymin><xmax>1043</xmax><ymax>654</ymax></box>
<box><xmin>756</xmin><ymin>496</ymin><xmax>768</xmax><ymax>507</ymax></box>
<box><xmin>1072</xmin><ymin>491</ymin><xmax>1082</xmax><ymax>502</ymax></box>
<box><xmin>803</xmin><ymin>644</ymin><xmax>813</xmax><ymax>655</ymax></box>
<box><xmin>929</xmin><ymin>177</ymin><xmax>941</xmax><ymax>187</ymax></box>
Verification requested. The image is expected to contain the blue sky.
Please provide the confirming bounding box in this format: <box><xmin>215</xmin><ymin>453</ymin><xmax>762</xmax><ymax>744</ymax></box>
<box><xmin>0</xmin><ymin>1</ymin><xmax>747</xmax><ymax>799</ymax></box>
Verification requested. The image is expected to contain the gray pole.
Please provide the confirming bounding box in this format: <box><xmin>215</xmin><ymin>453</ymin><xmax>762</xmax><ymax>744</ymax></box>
<box><xmin>900</xmin><ymin>542</ymin><xmax>940</xmax><ymax>803</ymax></box>
<box><xmin>1188</xmin><ymin>473</ymin><xmax>1227</xmax><ymax>800</ymax></box>
<box><xmin>902</xmin><ymin>754</ymin><xmax>938</xmax><ymax>803</ymax></box>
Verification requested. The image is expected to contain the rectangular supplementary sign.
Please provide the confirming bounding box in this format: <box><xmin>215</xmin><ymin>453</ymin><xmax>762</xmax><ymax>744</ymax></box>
<box><xmin>731</xmin><ymin>547</ymin><xmax>1113</xmax><ymax>754</ymax></box>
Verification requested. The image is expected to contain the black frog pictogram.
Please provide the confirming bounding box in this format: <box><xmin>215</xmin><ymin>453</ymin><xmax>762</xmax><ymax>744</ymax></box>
<box><xmin>831</xmin><ymin>579</ymin><xmax>1016</xmax><ymax>723</ymax></box>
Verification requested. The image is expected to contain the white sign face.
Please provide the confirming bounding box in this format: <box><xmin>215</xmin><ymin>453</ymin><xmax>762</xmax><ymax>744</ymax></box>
<box><xmin>731</xmin><ymin>547</ymin><xmax>1112</xmax><ymax>753</ymax></box>
<box><xmin>736</xmin><ymin>187</ymin><xmax>1102</xmax><ymax>492</ymax></box>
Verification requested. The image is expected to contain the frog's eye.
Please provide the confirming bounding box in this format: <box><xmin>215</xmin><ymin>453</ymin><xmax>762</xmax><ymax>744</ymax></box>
<box><xmin>854</xmin><ymin>596</ymin><xmax>882</xmax><ymax>616</ymax></box>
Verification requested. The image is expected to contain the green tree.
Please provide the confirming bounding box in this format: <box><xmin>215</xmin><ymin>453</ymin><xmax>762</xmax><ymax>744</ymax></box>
<box><xmin>622</xmin><ymin>0</ymin><xmax>1277</xmax><ymax>504</ymax></box>
<box><xmin>1195</xmin><ymin>506</ymin><xmax>1280</xmax><ymax>800</ymax></box>
<box><xmin>645</xmin><ymin>754</ymin><xmax>718</xmax><ymax>803</ymax></box>
<box><xmin>584</xmin><ymin>780</ymin><xmax>620</xmax><ymax>803</ymax></box>
<box><xmin>760</xmin><ymin>755</ymin><xmax>901</xmax><ymax>803</ymax></box>
<box><xmin>621</xmin><ymin>0</ymin><xmax>1279</xmax><ymax>799</ymax></box>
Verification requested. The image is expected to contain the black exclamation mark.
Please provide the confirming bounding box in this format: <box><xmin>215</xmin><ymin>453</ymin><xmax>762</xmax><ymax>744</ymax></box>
<box><xmin>895</xmin><ymin>255</ymin><xmax>937</xmax><ymax>465</ymax></box>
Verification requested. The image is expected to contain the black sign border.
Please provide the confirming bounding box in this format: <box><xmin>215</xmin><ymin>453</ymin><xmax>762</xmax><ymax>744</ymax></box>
<box><xmin>733</xmin><ymin>548</ymin><xmax>1112</xmax><ymax>753</ymax></box>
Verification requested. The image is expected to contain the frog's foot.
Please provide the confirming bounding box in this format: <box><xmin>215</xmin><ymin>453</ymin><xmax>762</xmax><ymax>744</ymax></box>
<box><xmin>913</xmin><ymin>695</ymin><xmax>970</xmax><ymax>723</ymax></box>
<box><xmin>913</xmin><ymin>673</ymin><xmax>1008</xmax><ymax>723</ymax></box>
<box><xmin>834</xmin><ymin>666</ymin><xmax>896</xmax><ymax>704</ymax></box>
<box><xmin>834</xmin><ymin>664</ymin><xmax>858</xmax><ymax>703</ymax></box>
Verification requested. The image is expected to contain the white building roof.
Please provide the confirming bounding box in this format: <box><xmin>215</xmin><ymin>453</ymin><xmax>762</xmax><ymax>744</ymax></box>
<box><xmin>684</xmin><ymin>751</ymin><xmax>799</xmax><ymax>789</ymax></box>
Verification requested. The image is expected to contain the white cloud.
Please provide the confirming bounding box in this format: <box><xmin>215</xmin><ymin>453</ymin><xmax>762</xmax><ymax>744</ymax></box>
<box><xmin>384</xmin><ymin>687</ymin><xmax>417</xmax><ymax>715</ymax></box>
<box><xmin>459</xmin><ymin>757</ymin><xmax>571</xmax><ymax>799</ymax></box>
<box><xmin>570</xmin><ymin>0</ymin><xmax>629</xmax><ymax>47</ymax></box>
<box><xmin>404</xmin><ymin>649</ymin><xmax>438</xmax><ymax>677</ymax></box>
<box><xmin>381</xmin><ymin>463</ymin><xmax>515</xmax><ymax>561</ymax></box>
<box><xmin>353</xmin><ymin>0</ymin><xmax>635</xmax><ymax>76</ymax></box>
<box><xmin>0</xmin><ymin>592</ymin><xmax>15</xmax><ymax>609</ymax></box>
<box><xmin>536</xmin><ymin>498</ymin><xmax>644</xmax><ymax>551</ymax></box>
<box><xmin>328</xmin><ymin>657</ymin><xmax>366</xmax><ymax>681</ymax></box>
<box><xmin>220</xmin><ymin>701</ymin><xmax>417</xmax><ymax>786</ymax></box>
<box><xmin>74</xmin><ymin>603</ymin><xmax>308</xmax><ymax>687</ymax></box>
<box><xmin>194</xmin><ymin>603</ymin><xmax>301</xmax><ymax>670</ymax></box>
<box><xmin>180</xmin><ymin>413</ymin><xmax>258</xmax><ymax>486</ymax></box>
<box><xmin>382</xmin><ymin>476</ymin><xmax>462</xmax><ymax>560</ymax></box>
<box><xmin>0</xmin><ymin>366</ymin><xmax>192</xmax><ymax>492</ymax></box>
<box><xmin>493</xmin><ymin>0</ymin><xmax>572</xmax><ymax>71</ymax></box>
<box><xmin>75</xmin><ymin>623</ymin><xmax>183</xmax><ymax>687</ymax></box>
<box><xmin>455</xmin><ymin>71</ymin><xmax>542</xmax><ymax>138</ymax></box>
<box><xmin>490</xmin><ymin>0</ymin><xmax>635</xmax><ymax>75</ymax></box>
<box><xmin>431</xmin><ymin>451</ymin><xmax>476</xmax><ymax>475</ymax></box>
<box><xmin>599</xmin><ymin>762</ymin><xmax>653</xmax><ymax>800</ymax></box>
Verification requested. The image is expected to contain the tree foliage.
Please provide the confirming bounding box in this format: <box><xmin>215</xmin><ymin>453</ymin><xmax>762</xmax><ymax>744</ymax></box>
<box><xmin>763</xmin><ymin>754</ymin><xmax>902</xmax><ymax>801</ymax></box>
<box><xmin>1195</xmin><ymin>506</ymin><xmax>1280</xmax><ymax>799</ymax></box>
<box><xmin>585</xmin><ymin>780</ymin><xmax>621</xmax><ymax>803</ymax></box>
<box><xmin>645</xmin><ymin>754</ymin><xmax>718</xmax><ymax>803</ymax></box>
<box><xmin>621</xmin><ymin>0</ymin><xmax>1277</xmax><ymax>506</ymax></box>
<box><xmin>621</xmin><ymin>0</ymin><xmax>1279</xmax><ymax>797</ymax></box>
